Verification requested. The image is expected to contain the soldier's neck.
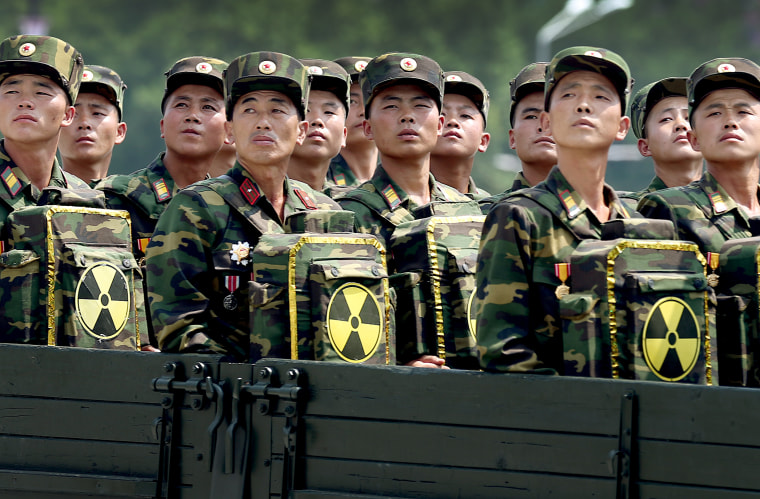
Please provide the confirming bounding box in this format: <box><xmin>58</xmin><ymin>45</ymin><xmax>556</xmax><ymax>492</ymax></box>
<box><xmin>429</xmin><ymin>155</ymin><xmax>473</xmax><ymax>194</ymax></box>
<box><xmin>61</xmin><ymin>155</ymin><xmax>111</xmax><ymax>183</ymax></box>
<box><xmin>4</xmin><ymin>137</ymin><xmax>57</xmax><ymax>190</ymax></box>
<box><xmin>654</xmin><ymin>158</ymin><xmax>703</xmax><ymax>188</ymax></box>
<box><xmin>287</xmin><ymin>156</ymin><xmax>329</xmax><ymax>191</ymax></box>
<box><xmin>339</xmin><ymin>145</ymin><xmax>377</xmax><ymax>183</ymax></box>
<box><xmin>557</xmin><ymin>148</ymin><xmax>610</xmax><ymax>221</ymax></box>
<box><xmin>380</xmin><ymin>154</ymin><xmax>431</xmax><ymax>206</ymax></box>
<box><xmin>163</xmin><ymin>149</ymin><xmax>212</xmax><ymax>188</ymax></box>
<box><xmin>709</xmin><ymin>159</ymin><xmax>760</xmax><ymax>217</ymax></box>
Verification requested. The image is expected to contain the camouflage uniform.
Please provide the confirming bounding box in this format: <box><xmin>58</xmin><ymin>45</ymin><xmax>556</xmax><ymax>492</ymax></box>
<box><xmin>0</xmin><ymin>35</ymin><xmax>88</xmax><ymax>236</ymax></box>
<box><xmin>637</xmin><ymin>58</ymin><xmax>760</xmax><ymax>255</ymax></box>
<box><xmin>147</xmin><ymin>164</ymin><xmax>339</xmax><ymax>360</ymax></box>
<box><xmin>475</xmin><ymin>47</ymin><xmax>635</xmax><ymax>374</ymax></box>
<box><xmin>149</xmin><ymin>51</ymin><xmax>343</xmax><ymax>361</ymax></box>
<box><xmin>475</xmin><ymin>167</ymin><xmax>633</xmax><ymax>374</ymax></box>
<box><xmin>637</xmin><ymin>173</ymin><xmax>753</xmax><ymax>255</ymax></box>
<box><xmin>478</xmin><ymin>172</ymin><xmax>532</xmax><ymax>214</ymax></box>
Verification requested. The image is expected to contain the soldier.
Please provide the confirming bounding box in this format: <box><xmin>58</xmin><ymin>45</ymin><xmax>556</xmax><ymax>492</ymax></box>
<box><xmin>637</xmin><ymin>58</ymin><xmax>760</xmax><ymax>254</ymax></box>
<box><xmin>287</xmin><ymin>59</ymin><xmax>350</xmax><ymax>191</ymax></box>
<box><xmin>147</xmin><ymin>51</ymin><xmax>340</xmax><ymax>360</ymax></box>
<box><xmin>0</xmin><ymin>35</ymin><xmax>88</xmax><ymax>237</ymax></box>
<box><xmin>475</xmin><ymin>46</ymin><xmax>634</xmax><ymax>374</ymax></box>
<box><xmin>620</xmin><ymin>77</ymin><xmax>702</xmax><ymax>202</ymax></box>
<box><xmin>479</xmin><ymin>62</ymin><xmax>556</xmax><ymax>213</ymax></box>
<box><xmin>338</xmin><ymin>52</ymin><xmax>481</xmax><ymax>368</ymax></box>
<box><xmin>58</xmin><ymin>65</ymin><xmax>127</xmax><ymax>183</ymax></box>
<box><xmin>430</xmin><ymin>71</ymin><xmax>491</xmax><ymax>200</ymax></box>
<box><xmin>327</xmin><ymin>56</ymin><xmax>377</xmax><ymax>187</ymax></box>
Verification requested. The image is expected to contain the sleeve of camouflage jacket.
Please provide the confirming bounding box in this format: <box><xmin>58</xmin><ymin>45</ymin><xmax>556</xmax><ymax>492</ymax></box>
<box><xmin>146</xmin><ymin>188</ymin><xmax>245</xmax><ymax>357</ymax></box>
<box><xmin>474</xmin><ymin>200</ymin><xmax>558</xmax><ymax>374</ymax></box>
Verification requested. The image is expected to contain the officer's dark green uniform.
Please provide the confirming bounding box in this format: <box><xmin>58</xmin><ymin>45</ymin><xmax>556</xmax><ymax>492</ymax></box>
<box><xmin>475</xmin><ymin>47</ymin><xmax>634</xmax><ymax>374</ymax></box>
<box><xmin>147</xmin><ymin>51</ymin><xmax>341</xmax><ymax>361</ymax></box>
<box><xmin>637</xmin><ymin>58</ymin><xmax>760</xmax><ymax>255</ymax></box>
<box><xmin>0</xmin><ymin>35</ymin><xmax>88</xmax><ymax>238</ymax></box>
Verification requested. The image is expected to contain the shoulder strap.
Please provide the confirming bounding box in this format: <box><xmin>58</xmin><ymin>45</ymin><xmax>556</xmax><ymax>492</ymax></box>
<box><xmin>207</xmin><ymin>175</ymin><xmax>284</xmax><ymax>235</ymax></box>
<box><xmin>340</xmin><ymin>183</ymin><xmax>414</xmax><ymax>227</ymax></box>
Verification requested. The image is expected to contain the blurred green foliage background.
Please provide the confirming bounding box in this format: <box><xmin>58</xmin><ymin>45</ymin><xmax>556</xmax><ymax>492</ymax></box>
<box><xmin>2</xmin><ymin>0</ymin><xmax>759</xmax><ymax>193</ymax></box>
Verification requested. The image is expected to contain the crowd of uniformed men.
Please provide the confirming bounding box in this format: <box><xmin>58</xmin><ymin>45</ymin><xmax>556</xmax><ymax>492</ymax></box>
<box><xmin>1</xmin><ymin>32</ymin><xmax>759</xmax><ymax>379</ymax></box>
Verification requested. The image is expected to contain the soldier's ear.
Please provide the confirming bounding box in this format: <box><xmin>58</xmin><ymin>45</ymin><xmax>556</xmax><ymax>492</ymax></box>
<box><xmin>637</xmin><ymin>138</ymin><xmax>652</xmax><ymax>157</ymax></box>
<box><xmin>60</xmin><ymin>105</ymin><xmax>76</xmax><ymax>128</ymax></box>
<box><xmin>114</xmin><ymin>122</ymin><xmax>127</xmax><ymax>145</ymax></box>
<box><xmin>437</xmin><ymin>114</ymin><xmax>444</xmax><ymax>137</ymax></box>
<box><xmin>615</xmin><ymin>116</ymin><xmax>630</xmax><ymax>141</ymax></box>
<box><xmin>363</xmin><ymin>119</ymin><xmax>373</xmax><ymax>140</ymax></box>
<box><xmin>478</xmin><ymin>132</ymin><xmax>490</xmax><ymax>153</ymax></box>
<box><xmin>508</xmin><ymin>129</ymin><xmax>516</xmax><ymax>150</ymax></box>
<box><xmin>295</xmin><ymin>120</ymin><xmax>308</xmax><ymax>145</ymax></box>
<box><xmin>224</xmin><ymin>121</ymin><xmax>235</xmax><ymax>144</ymax></box>
<box><xmin>160</xmin><ymin>119</ymin><xmax>165</xmax><ymax>139</ymax></box>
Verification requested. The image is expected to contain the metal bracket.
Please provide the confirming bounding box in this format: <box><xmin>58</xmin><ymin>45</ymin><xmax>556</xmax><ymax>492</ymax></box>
<box><xmin>608</xmin><ymin>389</ymin><xmax>636</xmax><ymax>499</ymax></box>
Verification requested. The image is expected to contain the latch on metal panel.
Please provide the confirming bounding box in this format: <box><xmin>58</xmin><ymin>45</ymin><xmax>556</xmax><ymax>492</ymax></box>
<box><xmin>607</xmin><ymin>390</ymin><xmax>636</xmax><ymax>499</ymax></box>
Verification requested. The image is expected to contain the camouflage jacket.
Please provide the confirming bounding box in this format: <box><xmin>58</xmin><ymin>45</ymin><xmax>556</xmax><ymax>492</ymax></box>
<box><xmin>146</xmin><ymin>162</ymin><xmax>340</xmax><ymax>361</ymax></box>
<box><xmin>637</xmin><ymin>172</ymin><xmax>753</xmax><ymax>254</ymax></box>
<box><xmin>0</xmin><ymin>139</ymin><xmax>89</xmax><ymax>238</ymax></box>
<box><xmin>475</xmin><ymin>166</ymin><xmax>633</xmax><ymax>375</ymax></box>
<box><xmin>326</xmin><ymin>153</ymin><xmax>361</xmax><ymax>187</ymax></box>
<box><xmin>95</xmin><ymin>154</ymin><xmax>180</xmax><ymax>258</ymax></box>
<box><xmin>336</xmin><ymin>165</ymin><xmax>480</xmax><ymax>253</ymax></box>
<box><xmin>478</xmin><ymin>171</ymin><xmax>531</xmax><ymax>215</ymax></box>
<box><xmin>619</xmin><ymin>176</ymin><xmax>667</xmax><ymax>203</ymax></box>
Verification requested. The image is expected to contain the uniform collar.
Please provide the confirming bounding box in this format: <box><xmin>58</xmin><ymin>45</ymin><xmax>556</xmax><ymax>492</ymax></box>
<box><xmin>544</xmin><ymin>166</ymin><xmax>630</xmax><ymax>220</ymax></box>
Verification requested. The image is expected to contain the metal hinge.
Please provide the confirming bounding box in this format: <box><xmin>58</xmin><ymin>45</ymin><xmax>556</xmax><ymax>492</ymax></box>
<box><xmin>608</xmin><ymin>389</ymin><xmax>636</xmax><ymax>499</ymax></box>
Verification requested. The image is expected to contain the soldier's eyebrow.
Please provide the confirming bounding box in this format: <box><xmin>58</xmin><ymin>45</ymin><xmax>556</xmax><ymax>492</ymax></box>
<box><xmin>520</xmin><ymin>106</ymin><xmax>543</xmax><ymax>115</ymax></box>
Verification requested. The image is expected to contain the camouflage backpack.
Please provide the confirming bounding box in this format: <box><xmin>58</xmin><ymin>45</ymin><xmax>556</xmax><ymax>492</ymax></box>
<box><xmin>0</xmin><ymin>187</ymin><xmax>141</xmax><ymax>349</ymax></box>
<box><xmin>559</xmin><ymin>219</ymin><xmax>715</xmax><ymax>384</ymax></box>
<box><xmin>389</xmin><ymin>211</ymin><xmax>484</xmax><ymax>369</ymax></box>
<box><xmin>713</xmin><ymin>235</ymin><xmax>760</xmax><ymax>387</ymax></box>
<box><xmin>205</xmin><ymin>177</ymin><xmax>394</xmax><ymax>365</ymax></box>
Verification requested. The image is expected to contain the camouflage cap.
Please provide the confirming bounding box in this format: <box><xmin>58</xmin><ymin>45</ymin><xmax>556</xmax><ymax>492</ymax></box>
<box><xmin>161</xmin><ymin>56</ymin><xmax>228</xmax><ymax>113</ymax></box>
<box><xmin>333</xmin><ymin>56</ymin><xmax>372</xmax><ymax>83</ymax></box>
<box><xmin>630</xmin><ymin>77</ymin><xmax>687</xmax><ymax>139</ymax></box>
<box><xmin>360</xmin><ymin>52</ymin><xmax>444</xmax><ymax>116</ymax></box>
<box><xmin>301</xmin><ymin>58</ymin><xmax>351</xmax><ymax>114</ymax></box>
<box><xmin>443</xmin><ymin>71</ymin><xmax>490</xmax><ymax>127</ymax></box>
<box><xmin>544</xmin><ymin>46</ymin><xmax>633</xmax><ymax>113</ymax></box>
<box><xmin>0</xmin><ymin>35</ymin><xmax>83</xmax><ymax>105</ymax></box>
<box><xmin>224</xmin><ymin>51</ymin><xmax>309</xmax><ymax>120</ymax></box>
<box><xmin>80</xmin><ymin>65</ymin><xmax>127</xmax><ymax>120</ymax></box>
<box><xmin>509</xmin><ymin>62</ymin><xmax>548</xmax><ymax>127</ymax></box>
<box><xmin>687</xmin><ymin>57</ymin><xmax>760</xmax><ymax>122</ymax></box>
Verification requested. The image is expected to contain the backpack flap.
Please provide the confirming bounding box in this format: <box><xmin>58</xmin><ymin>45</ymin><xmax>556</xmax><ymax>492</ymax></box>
<box><xmin>284</xmin><ymin>209</ymin><xmax>355</xmax><ymax>234</ymax></box>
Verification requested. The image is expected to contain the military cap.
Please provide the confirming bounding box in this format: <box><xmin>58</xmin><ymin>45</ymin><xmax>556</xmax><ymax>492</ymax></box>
<box><xmin>0</xmin><ymin>34</ymin><xmax>83</xmax><ymax>105</ymax></box>
<box><xmin>360</xmin><ymin>52</ymin><xmax>444</xmax><ymax>116</ymax></box>
<box><xmin>630</xmin><ymin>77</ymin><xmax>687</xmax><ymax>139</ymax></box>
<box><xmin>224</xmin><ymin>51</ymin><xmax>309</xmax><ymax>120</ymax></box>
<box><xmin>443</xmin><ymin>71</ymin><xmax>490</xmax><ymax>127</ymax></box>
<box><xmin>509</xmin><ymin>62</ymin><xmax>548</xmax><ymax>127</ymax></box>
<box><xmin>545</xmin><ymin>46</ymin><xmax>633</xmax><ymax>112</ymax></box>
<box><xmin>161</xmin><ymin>56</ymin><xmax>228</xmax><ymax>113</ymax></box>
<box><xmin>687</xmin><ymin>57</ymin><xmax>760</xmax><ymax>122</ymax></box>
<box><xmin>80</xmin><ymin>65</ymin><xmax>127</xmax><ymax>120</ymax></box>
<box><xmin>301</xmin><ymin>58</ymin><xmax>351</xmax><ymax>114</ymax></box>
<box><xmin>333</xmin><ymin>56</ymin><xmax>371</xmax><ymax>83</ymax></box>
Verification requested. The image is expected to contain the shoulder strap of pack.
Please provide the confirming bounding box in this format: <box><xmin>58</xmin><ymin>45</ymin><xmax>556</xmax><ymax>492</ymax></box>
<box><xmin>340</xmin><ymin>183</ymin><xmax>414</xmax><ymax>227</ymax></box>
<box><xmin>207</xmin><ymin>175</ymin><xmax>284</xmax><ymax>235</ymax></box>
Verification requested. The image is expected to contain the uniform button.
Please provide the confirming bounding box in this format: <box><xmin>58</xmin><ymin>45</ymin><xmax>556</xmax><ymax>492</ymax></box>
<box><xmin>372</xmin><ymin>266</ymin><xmax>380</xmax><ymax>276</ymax></box>
<box><xmin>123</xmin><ymin>259</ymin><xmax>132</xmax><ymax>268</ymax></box>
<box><xmin>79</xmin><ymin>255</ymin><xmax>86</xmax><ymax>266</ymax></box>
<box><xmin>331</xmin><ymin>267</ymin><xmax>339</xmax><ymax>277</ymax></box>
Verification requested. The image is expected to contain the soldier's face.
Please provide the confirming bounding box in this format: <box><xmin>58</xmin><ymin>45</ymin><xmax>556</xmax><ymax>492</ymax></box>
<box><xmin>160</xmin><ymin>84</ymin><xmax>226</xmax><ymax>160</ymax></box>
<box><xmin>226</xmin><ymin>89</ymin><xmax>307</xmax><ymax>169</ymax></box>
<box><xmin>688</xmin><ymin>88</ymin><xmax>760</xmax><ymax>164</ymax></box>
<box><xmin>638</xmin><ymin>96</ymin><xmax>701</xmax><ymax>166</ymax></box>
<box><xmin>364</xmin><ymin>84</ymin><xmax>443</xmax><ymax>160</ymax></box>
<box><xmin>291</xmin><ymin>90</ymin><xmax>347</xmax><ymax>162</ymax></box>
<box><xmin>58</xmin><ymin>92</ymin><xmax>126</xmax><ymax>166</ymax></box>
<box><xmin>541</xmin><ymin>71</ymin><xmax>629</xmax><ymax>151</ymax></box>
<box><xmin>432</xmin><ymin>93</ymin><xmax>490</xmax><ymax>160</ymax></box>
<box><xmin>509</xmin><ymin>91</ymin><xmax>556</xmax><ymax>168</ymax></box>
<box><xmin>346</xmin><ymin>83</ymin><xmax>372</xmax><ymax>148</ymax></box>
<box><xmin>0</xmin><ymin>73</ymin><xmax>74</xmax><ymax>146</ymax></box>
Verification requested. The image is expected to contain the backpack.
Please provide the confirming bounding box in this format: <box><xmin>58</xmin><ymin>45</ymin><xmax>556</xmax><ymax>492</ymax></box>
<box><xmin>0</xmin><ymin>188</ymin><xmax>141</xmax><ymax>349</ymax></box>
<box><xmin>560</xmin><ymin>219</ymin><xmax>714</xmax><ymax>384</ymax></box>
<box><xmin>249</xmin><ymin>210</ymin><xmax>393</xmax><ymax>364</ymax></box>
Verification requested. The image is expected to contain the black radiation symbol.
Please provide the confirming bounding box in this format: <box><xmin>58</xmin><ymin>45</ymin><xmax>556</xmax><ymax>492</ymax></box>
<box><xmin>75</xmin><ymin>262</ymin><xmax>131</xmax><ymax>340</ymax></box>
<box><xmin>326</xmin><ymin>283</ymin><xmax>383</xmax><ymax>363</ymax></box>
<box><xmin>467</xmin><ymin>287</ymin><xmax>477</xmax><ymax>339</ymax></box>
<box><xmin>642</xmin><ymin>297</ymin><xmax>701</xmax><ymax>382</ymax></box>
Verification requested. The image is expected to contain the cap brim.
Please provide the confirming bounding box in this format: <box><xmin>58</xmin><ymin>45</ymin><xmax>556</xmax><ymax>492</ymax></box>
<box><xmin>0</xmin><ymin>60</ymin><xmax>70</xmax><ymax>101</ymax></box>
<box><xmin>365</xmin><ymin>77</ymin><xmax>441</xmax><ymax>114</ymax></box>
<box><xmin>227</xmin><ymin>76</ymin><xmax>304</xmax><ymax>119</ymax></box>
<box><xmin>546</xmin><ymin>55</ymin><xmax>629</xmax><ymax>110</ymax></box>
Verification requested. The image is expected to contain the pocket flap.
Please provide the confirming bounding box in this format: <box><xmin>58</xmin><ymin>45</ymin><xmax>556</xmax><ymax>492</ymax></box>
<box><xmin>447</xmin><ymin>247</ymin><xmax>478</xmax><ymax>274</ymax></box>
<box><xmin>312</xmin><ymin>259</ymin><xmax>388</xmax><ymax>281</ymax></box>
<box><xmin>626</xmin><ymin>272</ymin><xmax>707</xmax><ymax>293</ymax></box>
<box><xmin>559</xmin><ymin>292</ymin><xmax>599</xmax><ymax>320</ymax></box>
<box><xmin>0</xmin><ymin>249</ymin><xmax>40</xmax><ymax>268</ymax></box>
